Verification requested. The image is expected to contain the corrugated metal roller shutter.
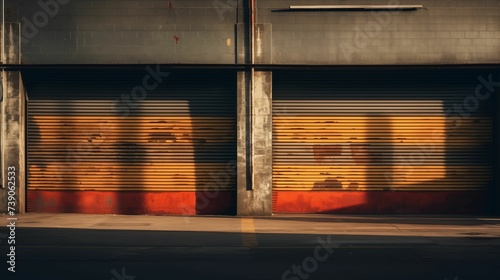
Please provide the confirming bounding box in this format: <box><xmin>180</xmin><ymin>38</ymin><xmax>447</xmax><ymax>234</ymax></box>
<box><xmin>273</xmin><ymin>69</ymin><xmax>494</xmax><ymax>191</ymax></box>
<box><xmin>25</xmin><ymin>69</ymin><xmax>236</xmax><ymax>192</ymax></box>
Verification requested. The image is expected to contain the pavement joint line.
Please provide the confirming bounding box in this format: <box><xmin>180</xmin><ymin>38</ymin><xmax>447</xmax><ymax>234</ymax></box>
<box><xmin>389</xmin><ymin>222</ymin><xmax>404</xmax><ymax>232</ymax></box>
<box><xmin>241</xmin><ymin>218</ymin><xmax>258</xmax><ymax>247</ymax></box>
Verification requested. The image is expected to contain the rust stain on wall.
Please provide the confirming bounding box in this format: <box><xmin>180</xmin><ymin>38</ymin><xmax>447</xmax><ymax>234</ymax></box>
<box><xmin>314</xmin><ymin>178</ymin><xmax>342</xmax><ymax>189</ymax></box>
<box><xmin>313</xmin><ymin>144</ymin><xmax>342</xmax><ymax>162</ymax></box>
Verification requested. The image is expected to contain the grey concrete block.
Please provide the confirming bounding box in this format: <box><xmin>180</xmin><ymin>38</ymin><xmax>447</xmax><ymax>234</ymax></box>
<box><xmin>109</xmin><ymin>0</ymin><xmax>139</xmax><ymax>9</ymax></box>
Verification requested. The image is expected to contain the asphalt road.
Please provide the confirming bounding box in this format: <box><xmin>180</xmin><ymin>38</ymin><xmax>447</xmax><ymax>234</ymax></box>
<box><xmin>1</xmin><ymin>213</ymin><xmax>500</xmax><ymax>280</ymax></box>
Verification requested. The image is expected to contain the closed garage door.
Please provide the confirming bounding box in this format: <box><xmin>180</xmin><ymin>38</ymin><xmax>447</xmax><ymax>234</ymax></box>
<box><xmin>273</xmin><ymin>68</ymin><xmax>495</xmax><ymax>214</ymax></box>
<box><xmin>25</xmin><ymin>68</ymin><xmax>236</xmax><ymax>215</ymax></box>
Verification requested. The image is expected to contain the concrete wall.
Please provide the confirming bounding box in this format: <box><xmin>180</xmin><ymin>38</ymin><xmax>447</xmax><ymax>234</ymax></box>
<box><xmin>262</xmin><ymin>0</ymin><xmax>500</xmax><ymax>64</ymax></box>
<box><xmin>6</xmin><ymin>0</ymin><xmax>500</xmax><ymax>65</ymax></box>
<box><xmin>2</xmin><ymin>0</ymin><xmax>498</xmax><ymax>215</ymax></box>
<box><xmin>9</xmin><ymin>0</ymin><xmax>239</xmax><ymax>64</ymax></box>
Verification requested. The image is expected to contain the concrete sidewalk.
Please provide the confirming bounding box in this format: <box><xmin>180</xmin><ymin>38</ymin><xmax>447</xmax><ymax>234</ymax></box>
<box><xmin>1</xmin><ymin>213</ymin><xmax>500</xmax><ymax>280</ymax></box>
<box><xmin>9</xmin><ymin>213</ymin><xmax>500</xmax><ymax>242</ymax></box>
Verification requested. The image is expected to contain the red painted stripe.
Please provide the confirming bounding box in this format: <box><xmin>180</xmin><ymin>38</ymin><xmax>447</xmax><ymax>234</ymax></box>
<box><xmin>28</xmin><ymin>190</ymin><xmax>489</xmax><ymax>215</ymax></box>
<box><xmin>28</xmin><ymin>191</ymin><xmax>236</xmax><ymax>215</ymax></box>
<box><xmin>274</xmin><ymin>191</ymin><xmax>490</xmax><ymax>214</ymax></box>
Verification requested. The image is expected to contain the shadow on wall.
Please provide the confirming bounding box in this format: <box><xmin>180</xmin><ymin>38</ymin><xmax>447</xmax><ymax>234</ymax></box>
<box><xmin>332</xmin><ymin>69</ymin><xmax>495</xmax><ymax>214</ymax></box>
<box><xmin>23</xmin><ymin>70</ymin><xmax>149</xmax><ymax>214</ymax></box>
<box><xmin>23</xmin><ymin>69</ymin><xmax>239</xmax><ymax>215</ymax></box>
<box><xmin>273</xmin><ymin>68</ymin><xmax>498</xmax><ymax>214</ymax></box>
<box><xmin>185</xmin><ymin>70</ymin><xmax>237</xmax><ymax>215</ymax></box>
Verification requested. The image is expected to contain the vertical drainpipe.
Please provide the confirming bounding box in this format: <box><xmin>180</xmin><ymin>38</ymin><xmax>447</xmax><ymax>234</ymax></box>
<box><xmin>2</xmin><ymin>0</ymin><xmax>4</xmax><ymax>64</ymax></box>
<box><xmin>249</xmin><ymin>0</ymin><xmax>255</xmax><ymax>190</ymax></box>
<box><xmin>250</xmin><ymin>0</ymin><xmax>255</xmax><ymax>65</ymax></box>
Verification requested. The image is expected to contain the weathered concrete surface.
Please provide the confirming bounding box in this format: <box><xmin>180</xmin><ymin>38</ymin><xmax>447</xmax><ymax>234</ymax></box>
<box><xmin>237</xmin><ymin>71</ymin><xmax>272</xmax><ymax>216</ymax></box>
<box><xmin>0</xmin><ymin>23</ymin><xmax>25</xmax><ymax>214</ymax></box>
<box><xmin>8</xmin><ymin>0</ymin><xmax>239</xmax><ymax>64</ymax></box>
<box><xmin>249</xmin><ymin>71</ymin><xmax>272</xmax><ymax>215</ymax></box>
<box><xmin>236</xmin><ymin>19</ymin><xmax>273</xmax><ymax>216</ymax></box>
<box><xmin>254</xmin><ymin>24</ymin><xmax>272</xmax><ymax>64</ymax></box>
<box><xmin>0</xmin><ymin>213</ymin><xmax>499</xmax><ymax>280</ymax></box>
<box><xmin>262</xmin><ymin>0</ymin><xmax>500</xmax><ymax>65</ymax></box>
<box><xmin>7</xmin><ymin>0</ymin><xmax>500</xmax><ymax>65</ymax></box>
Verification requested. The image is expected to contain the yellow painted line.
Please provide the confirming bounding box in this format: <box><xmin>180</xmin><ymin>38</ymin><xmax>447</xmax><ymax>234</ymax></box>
<box><xmin>241</xmin><ymin>218</ymin><xmax>258</xmax><ymax>247</ymax></box>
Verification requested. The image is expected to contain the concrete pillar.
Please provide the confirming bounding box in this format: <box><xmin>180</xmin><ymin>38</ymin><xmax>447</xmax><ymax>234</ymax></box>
<box><xmin>236</xmin><ymin>22</ymin><xmax>273</xmax><ymax>216</ymax></box>
<box><xmin>237</xmin><ymin>71</ymin><xmax>272</xmax><ymax>216</ymax></box>
<box><xmin>0</xmin><ymin>22</ymin><xmax>25</xmax><ymax>214</ymax></box>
